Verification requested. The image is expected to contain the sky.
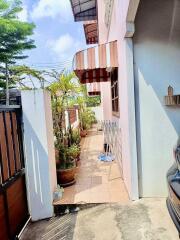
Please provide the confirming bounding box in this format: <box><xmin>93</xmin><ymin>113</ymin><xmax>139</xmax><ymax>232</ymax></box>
<box><xmin>19</xmin><ymin>0</ymin><xmax>87</xmax><ymax>72</ymax></box>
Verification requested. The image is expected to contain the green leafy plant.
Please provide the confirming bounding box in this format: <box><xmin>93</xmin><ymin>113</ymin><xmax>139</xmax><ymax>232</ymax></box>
<box><xmin>56</xmin><ymin>144</ymin><xmax>77</xmax><ymax>170</ymax></box>
<box><xmin>80</xmin><ymin>108</ymin><xmax>97</xmax><ymax>130</ymax></box>
<box><xmin>48</xmin><ymin>71</ymin><xmax>82</xmax><ymax>170</ymax></box>
<box><xmin>72</xmin><ymin>129</ymin><xmax>81</xmax><ymax>145</ymax></box>
<box><xmin>48</xmin><ymin>70</ymin><xmax>97</xmax><ymax>169</ymax></box>
<box><xmin>48</xmin><ymin>71</ymin><xmax>77</xmax><ymax>145</ymax></box>
<box><xmin>86</xmin><ymin>96</ymin><xmax>101</xmax><ymax>107</ymax></box>
<box><xmin>67</xmin><ymin>144</ymin><xmax>80</xmax><ymax>160</ymax></box>
<box><xmin>87</xmin><ymin>109</ymin><xmax>97</xmax><ymax>124</ymax></box>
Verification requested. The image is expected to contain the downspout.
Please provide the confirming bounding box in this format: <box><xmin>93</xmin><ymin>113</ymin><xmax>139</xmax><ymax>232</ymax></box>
<box><xmin>124</xmin><ymin>0</ymin><xmax>141</xmax><ymax>200</ymax></box>
<box><xmin>124</xmin><ymin>33</ymin><xmax>139</xmax><ymax>200</ymax></box>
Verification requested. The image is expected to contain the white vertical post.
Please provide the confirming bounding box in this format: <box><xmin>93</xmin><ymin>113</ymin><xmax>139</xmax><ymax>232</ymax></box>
<box><xmin>21</xmin><ymin>90</ymin><xmax>57</xmax><ymax>221</ymax></box>
<box><xmin>76</xmin><ymin>108</ymin><xmax>79</xmax><ymax>124</ymax></box>
<box><xmin>65</xmin><ymin>110</ymin><xmax>69</xmax><ymax>131</ymax></box>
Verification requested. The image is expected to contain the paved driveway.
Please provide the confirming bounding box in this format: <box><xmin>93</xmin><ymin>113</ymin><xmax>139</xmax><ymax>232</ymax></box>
<box><xmin>21</xmin><ymin>198</ymin><xmax>179</xmax><ymax>240</ymax></box>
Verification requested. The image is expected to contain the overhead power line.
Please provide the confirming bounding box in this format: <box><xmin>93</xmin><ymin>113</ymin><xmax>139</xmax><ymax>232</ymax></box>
<box><xmin>24</xmin><ymin>59</ymin><xmax>74</xmax><ymax>71</ymax></box>
<box><xmin>25</xmin><ymin>58</ymin><xmax>73</xmax><ymax>66</ymax></box>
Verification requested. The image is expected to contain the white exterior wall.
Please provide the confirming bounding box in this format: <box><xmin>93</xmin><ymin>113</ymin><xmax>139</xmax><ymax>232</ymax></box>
<box><xmin>86</xmin><ymin>82</ymin><xmax>110</xmax><ymax>121</ymax></box>
<box><xmin>97</xmin><ymin>0</ymin><xmax>180</xmax><ymax>198</ymax></box>
<box><xmin>21</xmin><ymin>90</ymin><xmax>57</xmax><ymax>221</ymax></box>
<box><xmin>97</xmin><ymin>0</ymin><xmax>139</xmax><ymax>200</ymax></box>
<box><xmin>91</xmin><ymin>105</ymin><xmax>104</xmax><ymax>122</ymax></box>
<box><xmin>87</xmin><ymin>82</ymin><xmax>101</xmax><ymax>92</ymax></box>
<box><xmin>133</xmin><ymin>0</ymin><xmax>180</xmax><ymax>197</ymax></box>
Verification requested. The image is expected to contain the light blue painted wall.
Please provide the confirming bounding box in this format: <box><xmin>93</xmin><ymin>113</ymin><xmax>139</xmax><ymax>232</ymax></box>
<box><xmin>133</xmin><ymin>0</ymin><xmax>180</xmax><ymax>197</ymax></box>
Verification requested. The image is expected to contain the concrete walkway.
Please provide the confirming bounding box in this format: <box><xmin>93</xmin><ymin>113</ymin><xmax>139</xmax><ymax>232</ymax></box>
<box><xmin>21</xmin><ymin>199</ymin><xmax>179</xmax><ymax>240</ymax></box>
<box><xmin>21</xmin><ymin>130</ymin><xmax>179</xmax><ymax>240</ymax></box>
<box><xmin>54</xmin><ymin>127</ymin><xmax>129</xmax><ymax>204</ymax></box>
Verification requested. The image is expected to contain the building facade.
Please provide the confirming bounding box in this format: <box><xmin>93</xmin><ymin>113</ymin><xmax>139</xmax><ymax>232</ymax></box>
<box><xmin>70</xmin><ymin>0</ymin><xmax>180</xmax><ymax>200</ymax></box>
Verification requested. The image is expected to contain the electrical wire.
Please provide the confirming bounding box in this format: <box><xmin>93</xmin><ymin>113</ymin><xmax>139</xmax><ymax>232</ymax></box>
<box><xmin>24</xmin><ymin>59</ymin><xmax>74</xmax><ymax>71</ymax></box>
<box><xmin>25</xmin><ymin>58</ymin><xmax>73</xmax><ymax>66</ymax></box>
<box><xmin>25</xmin><ymin>57</ymin><xmax>72</xmax><ymax>64</ymax></box>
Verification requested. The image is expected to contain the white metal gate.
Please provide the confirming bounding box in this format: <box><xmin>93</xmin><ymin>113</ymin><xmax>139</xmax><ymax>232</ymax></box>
<box><xmin>101</xmin><ymin>120</ymin><xmax>123</xmax><ymax>178</ymax></box>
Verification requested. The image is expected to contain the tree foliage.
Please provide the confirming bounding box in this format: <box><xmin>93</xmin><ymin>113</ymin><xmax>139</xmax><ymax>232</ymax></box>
<box><xmin>0</xmin><ymin>0</ymin><xmax>35</xmax><ymax>64</ymax></box>
<box><xmin>86</xmin><ymin>96</ymin><xmax>101</xmax><ymax>107</ymax></box>
<box><xmin>0</xmin><ymin>0</ymin><xmax>36</xmax><ymax>103</ymax></box>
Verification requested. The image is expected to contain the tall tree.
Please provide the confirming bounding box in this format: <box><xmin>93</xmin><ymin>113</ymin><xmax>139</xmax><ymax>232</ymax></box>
<box><xmin>0</xmin><ymin>0</ymin><xmax>36</xmax><ymax>105</ymax></box>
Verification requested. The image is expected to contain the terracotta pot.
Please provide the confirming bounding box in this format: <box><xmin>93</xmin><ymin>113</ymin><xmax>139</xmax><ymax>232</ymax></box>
<box><xmin>57</xmin><ymin>167</ymin><xmax>76</xmax><ymax>187</ymax></box>
<box><xmin>80</xmin><ymin>130</ymin><xmax>87</xmax><ymax>137</ymax></box>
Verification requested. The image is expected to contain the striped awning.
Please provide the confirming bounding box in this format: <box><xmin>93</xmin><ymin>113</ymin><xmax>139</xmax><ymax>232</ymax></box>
<box><xmin>74</xmin><ymin>41</ymin><xmax>118</xmax><ymax>84</ymax></box>
<box><xmin>84</xmin><ymin>21</ymin><xmax>98</xmax><ymax>44</ymax></box>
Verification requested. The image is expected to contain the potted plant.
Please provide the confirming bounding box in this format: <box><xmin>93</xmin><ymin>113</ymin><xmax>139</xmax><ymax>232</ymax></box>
<box><xmin>48</xmin><ymin>72</ymin><xmax>80</xmax><ymax>187</ymax></box>
<box><xmin>80</xmin><ymin>129</ymin><xmax>87</xmax><ymax>137</ymax></box>
<box><xmin>72</xmin><ymin>129</ymin><xmax>81</xmax><ymax>144</ymax></box>
<box><xmin>67</xmin><ymin>143</ymin><xmax>80</xmax><ymax>165</ymax></box>
<box><xmin>56</xmin><ymin>143</ymin><xmax>77</xmax><ymax>187</ymax></box>
<box><xmin>80</xmin><ymin>109</ymin><xmax>96</xmax><ymax>137</ymax></box>
<box><xmin>80</xmin><ymin>110</ymin><xmax>89</xmax><ymax>137</ymax></box>
<box><xmin>72</xmin><ymin>129</ymin><xmax>81</xmax><ymax>161</ymax></box>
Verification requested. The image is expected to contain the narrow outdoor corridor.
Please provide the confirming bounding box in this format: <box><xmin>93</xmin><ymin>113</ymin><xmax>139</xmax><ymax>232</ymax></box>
<box><xmin>54</xmin><ymin>126</ymin><xmax>129</xmax><ymax>205</ymax></box>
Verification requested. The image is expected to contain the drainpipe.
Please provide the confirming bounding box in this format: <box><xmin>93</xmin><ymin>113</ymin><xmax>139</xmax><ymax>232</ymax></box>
<box><xmin>124</xmin><ymin>22</ymin><xmax>139</xmax><ymax>201</ymax></box>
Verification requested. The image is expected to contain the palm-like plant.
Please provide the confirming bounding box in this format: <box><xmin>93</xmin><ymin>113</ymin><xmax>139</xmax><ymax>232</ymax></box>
<box><xmin>48</xmin><ymin>71</ymin><xmax>79</xmax><ymax>146</ymax></box>
<box><xmin>48</xmin><ymin>71</ymin><xmax>83</xmax><ymax>173</ymax></box>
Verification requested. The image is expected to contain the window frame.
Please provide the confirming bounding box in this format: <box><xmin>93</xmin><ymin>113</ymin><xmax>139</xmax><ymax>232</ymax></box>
<box><xmin>111</xmin><ymin>68</ymin><xmax>119</xmax><ymax>117</ymax></box>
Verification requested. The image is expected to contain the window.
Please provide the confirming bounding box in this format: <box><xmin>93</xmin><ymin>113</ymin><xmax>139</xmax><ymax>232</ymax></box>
<box><xmin>111</xmin><ymin>68</ymin><xmax>119</xmax><ymax>116</ymax></box>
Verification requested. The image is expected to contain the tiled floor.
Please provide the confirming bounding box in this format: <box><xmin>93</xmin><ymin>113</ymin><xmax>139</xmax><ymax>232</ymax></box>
<box><xmin>54</xmin><ymin>127</ymin><xmax>130</xmax><ymax>205</ymax></box>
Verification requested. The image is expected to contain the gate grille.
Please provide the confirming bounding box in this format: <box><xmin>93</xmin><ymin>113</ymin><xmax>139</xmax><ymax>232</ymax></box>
<box><xmin>102</xmin><ymin>121</ymin><xmax>123</xmax><ymax>178</ymax></box>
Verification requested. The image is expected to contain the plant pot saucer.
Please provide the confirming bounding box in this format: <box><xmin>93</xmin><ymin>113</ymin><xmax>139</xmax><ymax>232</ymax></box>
<box><xmin>60</xmin><ymin>179</ymin><xmax>76</xmax><ymax>187</ymax></box>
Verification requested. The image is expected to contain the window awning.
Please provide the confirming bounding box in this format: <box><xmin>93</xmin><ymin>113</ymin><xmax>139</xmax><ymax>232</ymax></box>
<box><xmin>70</xmin><ymin>0</ymin><xmax>97</xmax><ymax>22</ymax></box>
<box><xmin>73</xmin><ymin>41</ymin><xmax>118</xmax><ymax>84</ymax></box>
<box><xmin>87</xmin><ymin>82</ymin><xmax>101</xmax><ymax>96</ymax></box>
<box><xmin>84</xmin><ymin>21</ymin><xmax>98</xmax><ymax>44</ymax></box>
